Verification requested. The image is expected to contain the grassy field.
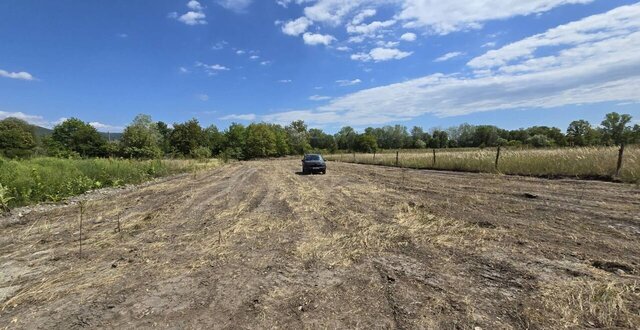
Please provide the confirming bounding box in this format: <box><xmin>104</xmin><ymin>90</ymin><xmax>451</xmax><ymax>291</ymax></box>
<box><xmin>325</xmin><ymin>145</ymin><xmax>640</xmax><ymax>183</ymax></box>
<box><xmin>0</xmin><ymin>157</ymin><xmax>219</xmax><ymax>209</ymax></box>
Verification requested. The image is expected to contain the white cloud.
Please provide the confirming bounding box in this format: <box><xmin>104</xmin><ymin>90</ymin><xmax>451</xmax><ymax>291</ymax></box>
<box><xmin>336</xmin><ymin>79</ymin><xmax>362</xmax><ymax>86</ymax></box>
<box><xmin>336</xmin><ymin>46</ymin><xmax>351</xmax><ymax>51</ymax></box>
<box><xmin>347</xmin><ymin>19</ymin><xmax>396</xmax><ymax>35</ymax></box>
<box><xmin>400</xmin><ymin>32</ymin><xmax>417</xmax><ymax>41</ymax></box>
<box><xmin>260</xmin><ymin>61</ymin><xmax>272</xmax><ymax>66</ymax></box>
<box><xmin>398</xmin><ymin>0</ymin><xmax>594</xmax><ymax>34</ymax></box>
<box><xmin>236</xmin><ymin>50</ymin><xmax>246</xmax><ymax>55</ymax></box>
<box><xmin>260</xmin><ymin>4</ymin><xmax>640</xmax><ymax>127</ymax></box>
<box><xmin>0</xmin><ymin>69</ymin><xmax>35</xmax><ymax>81</ymax></box>
<box><xmin>351</xmin><ymin>47</ymin><xmax>413</xmax><ymax>62</ymax></box>
<box><xmin>196</xmin><ymin>94</ymin><xmax>209</xmax><ymax>101</ymax></box>
<box><xmin>220</xmin><ymin>113</ymin><xmax>257</xmax><ymax>121</ymax></box>
<box><xmin>278</xmin><ymin>79</ymin><xmax>293</xmax><ymax>83</ymax></box>
<box><xmin>250</xmin><ymin>55</ymin><xmax>260</xmax><ymax>60</ymax></box>
<box><xmin>195</xmin><ymin>62</ymin><xmax>230</xmax><ymax>75</ymax></box>
<box><xmin>0</xmin><ymin>111</ymin><xmax>122</xmax><ymax>131</ymax></box>
<box><xmin>178</xmin><ymin>11</ymin><xmax>206</xmax><ymax>25</ymax></box>
<box><xmin>117</xmin><ymin>33</ymin><xmax>128</xmax><ymax>38</ymax></box>
<box><xmin>434</xmin><ymin>51</ymin><xmax>464</xmax><ymax>62</ymax></box>
<box><xmin>89</xmin><ymin>122</ymin><xmax>124</xmax><ymax>132</ymax></box>
<box><xmin>171</xmin><ymin>1</ymin><xmax>207</xmax><ymax>25</ymax></box>
<box><xmin>468</xmin><ymin>3</ymin><xmax>640</xmax><ymax>71</ymax></box>
<box><xmin>0</xmin><ymin>111</ymin><xmax>48</xmax><ymax>126</ymax></box>
<box><xmin>302</xmin><ymin>32</ymin><xmax>336</xmax><ymax>46</ymax></box>
<box><xmin>179</xmin><ymin>67</ymin><xmax>190</xmax><ymax>74</ymax></box>
<box><xmin>212</xmin><ymin>41</ymin><xmax>228</xmax><ymax>50</ymax></box>
<box><xmin>309</xmin><ymin>95</ymin><xmax>332</xmax><ymax>101</ymax></box>
<box><xmin>187</xmin><ymin>0</ymin><xmax>203</xmax><ymax>11</ymax></box>
<box><xmin>352</xmin><ymin>9</ymin><xmax>377</xmax><ymax>25</ymax></box>
<box><xmin>216</xmin><ymin>0</ymin><xmax>252</xmax><ymax>13</ymax></box>
<box><xmin>281</xmin><ymin>17</ymin><xmax>313</xmax><ymax>36</ymax></box>
<box><xmin>482</xmin><ymin>41</ymin><xmax>496</xmax><ymax>48</ymax></box>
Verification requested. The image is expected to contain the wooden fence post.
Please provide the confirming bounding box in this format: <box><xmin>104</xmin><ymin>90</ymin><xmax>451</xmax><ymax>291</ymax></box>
<box><xmin>616</xmin><ymin>143</ymin><xmax>625</xmax><ymax>177</ymax></box>
<box><xmin>495</xmin><ymin>146</ymin><xmax>501</xmax><ymax>170</ymax></box>
<box><xmin>395</xmin><ymin>151</ymin><xmax>399</xmax><ymax>167</ymax></box>
<box><xmin>432</xmin><ymin>149</ymin><xmax>436</xmax><ymax>167</ymax></box>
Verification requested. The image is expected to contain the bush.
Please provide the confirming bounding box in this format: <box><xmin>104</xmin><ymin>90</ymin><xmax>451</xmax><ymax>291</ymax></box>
<box><xmin>0</xmin><ymin>157</ymin><xmax>199</xmax><ymax>207</ymax></box>
<box><xmin>191</xmin><ymin>146</ymin><xmax>212</xmax><ymax>159</ymax></box>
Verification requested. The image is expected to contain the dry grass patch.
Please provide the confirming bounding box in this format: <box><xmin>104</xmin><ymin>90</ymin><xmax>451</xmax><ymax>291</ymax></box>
<box><xmin>526</xmin><ymin>278</ymin><xmax>640</xmax><ymax>328</ymax></box>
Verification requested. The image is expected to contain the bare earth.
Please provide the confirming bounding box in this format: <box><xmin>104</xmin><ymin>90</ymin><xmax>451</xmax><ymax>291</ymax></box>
<box><xmin>1</xmin><ymin>159</ymin><xmax>639</xmax><ymax>329</ymax></box>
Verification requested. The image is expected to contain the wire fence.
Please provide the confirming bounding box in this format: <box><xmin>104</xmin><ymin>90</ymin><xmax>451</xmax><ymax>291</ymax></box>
<box><xmin>324</xmin><ymin>145</ymin><xmax>639</xmax><ymax>183</ymax></box>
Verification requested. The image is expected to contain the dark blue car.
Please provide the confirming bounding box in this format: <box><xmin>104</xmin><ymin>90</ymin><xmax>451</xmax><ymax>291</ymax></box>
<box><xmin>301</xmin><ymin>154</ymin><xmax>327</xmax><ymax>174</ymax></box>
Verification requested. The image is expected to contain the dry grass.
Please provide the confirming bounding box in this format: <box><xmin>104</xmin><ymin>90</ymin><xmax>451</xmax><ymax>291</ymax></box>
<box><xmin>526</xmin><ymin>279</ymin><xmax>640</xmax><ymax>328</ymax></box>
<box><xmin>325</xmin><ymin>146</ymin><xmax>640</xmax><ymax>183</ymax></box>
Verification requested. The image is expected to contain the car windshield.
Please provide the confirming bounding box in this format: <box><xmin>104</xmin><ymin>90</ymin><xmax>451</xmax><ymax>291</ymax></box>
<box><xmin>304</xmin><ymin>155</ymin><xmax>321</xmax><ymax>161</ymax></box>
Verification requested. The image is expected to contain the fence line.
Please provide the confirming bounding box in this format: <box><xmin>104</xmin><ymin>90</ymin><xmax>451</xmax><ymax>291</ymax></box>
<box><xmin>325</xmin><ymin>145</ymin><xmax>638</xmax><ymax>183</ymax></box>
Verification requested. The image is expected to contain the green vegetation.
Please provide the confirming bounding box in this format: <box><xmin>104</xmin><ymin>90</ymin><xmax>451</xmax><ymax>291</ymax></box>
<box><xmin>0</xmin><ymin>157</ymin><xmax>215</xmax><ymax>208</ymax></box>
<box><xmin>325</xmin><ymin>146</ymin><xmax>640</xmax><ymax>183</ymax></box>
<box><xmin>1</xmin><ymin>111</ymin><xmax>638</xmax><ymax>161</ymax></box>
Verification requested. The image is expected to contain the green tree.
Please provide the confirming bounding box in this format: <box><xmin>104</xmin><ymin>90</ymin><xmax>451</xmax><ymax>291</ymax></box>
<box><xmin>120</xmin><ymin>114</ymin><xmax>162</xmax><ymax>159</ymax></box>
<box><xmin>526</xmin><ymin>126</ymin><xmax>566</xmax><ymax>146</ymax></box>
<box><xmin>566</xmin><ymin>120</ymin><xmax>596</xmax><ymax>146</ymax></box>
<box><xmin>244</xmin><ymin>123</ymin><xmax>277</xmax><ymax>158</ymax></box>
<box><xmin>335</xmin><ymin>126</ymin><xmax>357</xmax><ymax>151</ymax></box>
<box><xmin>473</xmin><ymin>125</ymin><xmax>500</xmax><ymax>147</ymax></box>
<box><xmin>270</xmin><ymin>124</ymin><xmax>290</xmax><ymax>156</ymax></box>
<box><xmin>156</xmin><ymin>121</ymin><xmax>173</xmax><ymax>154</ymax></box>
<box><xmin>356</xmin><ymin>134</ymin><xmax>378</xmax><ymax>153</ymax></box>
<box><xmin>0</xmin><ymin>117</ymin><xmax>37</xmax><ymax>158</ymax></box>
<box><xmin>51</xmin><ymin>118</ymin><xmax>106</xmax><ymax>157</ymax></box>
<box><xmin>170</xmin><ymin>119</ymin><xmax>205</xmax><ymax>157</ymax></box>
<box><xmin>527</xmin><ymin>134</ymin><xmax>552</xmax><ymax>148</ymax></box>
<box><xmin>600</xmin><ymin>112</ymin><xmax>633</xmax><ymax>146</ymax></box>
<box><xmin>286</xmin><ymin>120</ymin><xmax>311</xmax><ymax>154</ymax></box>
<box><xmin>223</xmin><ymin>123</ymin><xmax>246</xmax><ymax>159</ymax></box>
<box><xmin>429</xmin><ymin>130</ymin><xmax>448</xmax><ymax>148</ymax></box>
<box><xmin>309</xmin><ymin>128</ymin><xmax>337</xmax><ymax>151</ymax></box>
<box><xmin>204</xmin><ymin>125</ymin><xmax>225</xmax><ymax>155</ymax></box>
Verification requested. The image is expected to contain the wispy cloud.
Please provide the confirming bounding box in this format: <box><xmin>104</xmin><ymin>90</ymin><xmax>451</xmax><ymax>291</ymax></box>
<box><xmin>434</xmin><ymin>51</ymin><xmax>464</xmax><ymax>62</ymax></box>
<box><xmin>309</xmin><ymin>95</ymin><xmax>332</xmax><ymax>101</ymax></box>
<box><xmin>0</xmin><ymin>69</ymin><xmax>35</xmax><ymax>81</ymax></box>
<box><xmin>220</xmin><ymin>113</ymin><xmax>256</xmax><ymax>121</ymax></box>
<box><xmin>260</xmin><ymin>4</ymin><xmax>640</xmax><ymax>127</ymax></box>
<box><xmin>336</xmin><ymin>79</ymin><xmax>362</xmax><ymax>86</ymax></box>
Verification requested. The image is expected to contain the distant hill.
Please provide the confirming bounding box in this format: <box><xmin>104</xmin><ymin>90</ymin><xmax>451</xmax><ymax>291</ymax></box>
<box><xmin>33</xmin><ymin>125</ymin><xmax>123</xmax><ymax>141</ymax></box>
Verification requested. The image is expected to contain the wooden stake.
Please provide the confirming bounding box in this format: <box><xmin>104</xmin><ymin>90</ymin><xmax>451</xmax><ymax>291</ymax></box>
<box><xmin>495</xmin><ymin>146</ymin><xmax>501</xmax><ymax>170</ymax></box>
<box><xmin>616</xmin><ymin>143</ymin><xmax>625</xmax><ymax>177</ymax></box>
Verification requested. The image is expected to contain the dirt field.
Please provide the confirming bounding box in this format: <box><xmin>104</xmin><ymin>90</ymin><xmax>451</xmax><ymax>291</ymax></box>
<box><xmin>1</xmin><ymin>159</ymin><xmax>639</xmax><ymax>329</ymax></box>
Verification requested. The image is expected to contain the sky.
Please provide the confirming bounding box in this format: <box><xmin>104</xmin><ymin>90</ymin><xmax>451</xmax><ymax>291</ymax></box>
<box><xmin>1</xmin><ymin>0</ymin><xmax>639</xmax><ymax>133</ymax></box>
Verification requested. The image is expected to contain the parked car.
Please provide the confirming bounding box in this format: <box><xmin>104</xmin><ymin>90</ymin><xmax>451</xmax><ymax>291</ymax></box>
<box><xmin>301</xmin><ymin>154</ymin><xmax>326</xmax><ymax>174</ymax></box>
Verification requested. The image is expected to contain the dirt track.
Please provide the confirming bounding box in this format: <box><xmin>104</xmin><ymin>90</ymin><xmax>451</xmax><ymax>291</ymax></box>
<box><xmin>1</xmin><ymin>159</ymin><xmax>639</xmax><ymax>329</ymax></box>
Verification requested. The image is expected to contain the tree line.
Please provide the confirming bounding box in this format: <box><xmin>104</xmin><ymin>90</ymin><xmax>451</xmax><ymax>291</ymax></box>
<box><xmin>0</xmin><ymin>112</ymin><xmax>638</xmax><ymax>159</ymax></box>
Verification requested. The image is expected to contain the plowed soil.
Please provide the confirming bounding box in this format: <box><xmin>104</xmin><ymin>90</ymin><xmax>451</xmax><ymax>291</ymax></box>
<box><xmin>1</xmin><ymin>160</ymin><xmax>639</xmax><ymax>329</ymax></box>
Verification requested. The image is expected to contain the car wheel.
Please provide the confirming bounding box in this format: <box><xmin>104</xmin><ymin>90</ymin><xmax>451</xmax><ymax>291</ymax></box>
<box><xmin>322</xmin><ymin>170</ymin><xmax>326</xmax><ymax>175</ymax></box>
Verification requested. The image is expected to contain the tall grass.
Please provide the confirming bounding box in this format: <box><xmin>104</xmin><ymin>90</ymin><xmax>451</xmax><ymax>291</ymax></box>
<box><xmin>325</xmin><ymin>146</ymin><xmax>640</xmax><ymax>183</ymax></box>
<box><xmin>0</xmin><ymin>157</ymin><xmax>218</xmax><ymax>208</ymax></box>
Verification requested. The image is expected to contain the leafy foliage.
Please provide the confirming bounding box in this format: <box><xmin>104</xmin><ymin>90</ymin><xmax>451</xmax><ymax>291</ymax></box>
<box><xmin>0</xmin><ymin>117</ymin><xmax>37</xmax><ymax>158</ymax></box>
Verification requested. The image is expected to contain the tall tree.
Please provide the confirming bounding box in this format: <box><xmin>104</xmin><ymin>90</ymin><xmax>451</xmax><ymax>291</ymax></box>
<box><xmin>335</xmin><ymin>126</ymin><xmax>357</xmax><ymax>151</ymax></box>
<box><xmin>566</xmin><ymin>120</ymin><xmax>595</xmax><ymax>146</ymax></box>
<box><xmin>52</xmin><ymin>118</ymin><xmax>106</xmax><ymax>157</ymax></box>
<box><xmin>120</xmin><ymin>114</ymin><xmax>162</xmax><ymax>158</ymax></box>
<box><xmin>286</xmin><ymin>120</ymin><xmax>311</xmax><ymax>154</ymax></box>
<box><xmin>600</xmin><ymin>112</ymin><xmax>633</xmax><ymax>146</ymax></box>
<box><xmin>0</xmin><ymin>117</ymin><xmax>37</xmax><ymax>158</ymax></box>
<box><xmin>170</xmin><ymin>119</ymin><xmax>205</xmax><ymax>157</ymax></box>
<box><xmin>244</xmin><ymin>123</ymin><xmax>277</xmax><ymax>158</ymax></box>
<box><xmin>223</xmin><ymin>123</ymin><xmax>246</xmax><ymax>159</ymax></box>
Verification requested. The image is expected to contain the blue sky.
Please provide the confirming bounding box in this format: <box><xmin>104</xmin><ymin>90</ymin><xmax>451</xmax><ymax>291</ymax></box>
<box><xmin>1</xmin><ymin>0</ymin><xmax>639</xmax><ymax>133</ymax></box>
